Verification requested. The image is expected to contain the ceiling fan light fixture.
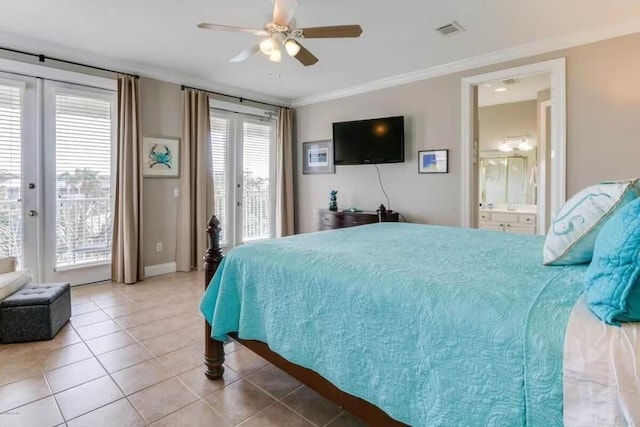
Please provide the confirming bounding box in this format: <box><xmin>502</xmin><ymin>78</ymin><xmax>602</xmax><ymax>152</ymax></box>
<box><xmin>269</xmin><ymin>48</ymin><xmax>283</xmax><ymax>63</ymax></box>
<box><xmin>259</xmin><ymin>38</ymin><xmax>276</xmax><ymax>55</ymax></box>
<box><xmin>284</xmin><ymin>39</ymin><xmax>301</xmax><ymax>57</ymax></box>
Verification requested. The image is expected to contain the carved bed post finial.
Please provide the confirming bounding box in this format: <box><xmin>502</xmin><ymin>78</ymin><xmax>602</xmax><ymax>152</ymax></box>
<box><xmin>203</xmin><ymin>215</ymin><xmax>225</xmax><ymax>379</ymax></box>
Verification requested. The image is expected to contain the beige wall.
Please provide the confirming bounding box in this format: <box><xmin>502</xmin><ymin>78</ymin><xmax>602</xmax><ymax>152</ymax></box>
<box><xmin>294</xmin><ymin>32</ymin><xmax>640</xmax><ymax>234</ymax></box>
<box><xmin>139</xmin><ymin>77</ymin><xmax>182</xmax><ymax>267</ymax></box>
<box><xmin>478</xmin><ymin>100</ymin><xmax>538</xmax><ymax>151</ymax></box>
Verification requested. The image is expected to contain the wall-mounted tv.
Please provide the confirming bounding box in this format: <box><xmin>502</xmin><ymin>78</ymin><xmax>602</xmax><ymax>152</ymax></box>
<box><xmin>333</xmin><ymin>116</ymin><xmax>405</xmax><ymax>165</ymax></box>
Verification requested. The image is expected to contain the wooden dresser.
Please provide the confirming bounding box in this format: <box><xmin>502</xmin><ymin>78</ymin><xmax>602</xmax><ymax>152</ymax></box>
<box><xmin>314</xmin><ymin>208</ymin><xmax>399</xmax><ymax>232</ymax></box>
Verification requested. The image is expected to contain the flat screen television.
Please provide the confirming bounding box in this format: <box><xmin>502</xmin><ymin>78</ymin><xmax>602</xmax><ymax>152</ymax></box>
<box><xmin>333</xmin><ymin>116</ymin><xmax>405</xmax><ymax>165</ymax></box>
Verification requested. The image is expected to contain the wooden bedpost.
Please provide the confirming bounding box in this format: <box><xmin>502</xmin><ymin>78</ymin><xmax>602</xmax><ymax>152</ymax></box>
<box><xmin>203</xmin><ymin>215</ymin><xmax>225</xmax><ymax>379</ymax></box>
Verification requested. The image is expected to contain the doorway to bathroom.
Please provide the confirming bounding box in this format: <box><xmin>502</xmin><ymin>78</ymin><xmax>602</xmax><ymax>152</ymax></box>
<box><xmin>461</xmin><ymin>59</ymin><xmax>566</xmax><ymax>235</ymax></box>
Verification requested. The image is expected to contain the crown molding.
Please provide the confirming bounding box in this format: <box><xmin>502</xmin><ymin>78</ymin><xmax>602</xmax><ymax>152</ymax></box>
<box><xmin>0</xmin><ymin>30</ymin><xmax>292</xmax><ymax>107</ymax></box>
<box><xmin>291</xmin><ymin>19</ymin><xmax>640</xmax><ymax>107</ymax></box>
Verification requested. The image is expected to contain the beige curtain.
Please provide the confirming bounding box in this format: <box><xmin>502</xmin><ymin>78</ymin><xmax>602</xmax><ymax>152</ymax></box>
<box><xmin>176</xmin><ymin>89</ymin><xmax>213</xmax><ymax>272</ymax></box>
<box><xmin>276</xmin><ymin>107</ymin><xmax>295</xmax><ymax>237</ymax></box>
<box><xmin>112</xmin><ymin>75</ymin><xmax>144</xmax><ymax>284</ymax></box>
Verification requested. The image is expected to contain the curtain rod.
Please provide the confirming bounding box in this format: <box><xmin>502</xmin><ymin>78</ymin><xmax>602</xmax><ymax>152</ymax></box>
<box><xmin>181</xmin><ymin>84</ymin><xmax>287</xmax><ymax>110</ymax></box>
<box><xmin>0</xmin><ymin>46</ymin><xmax>139</xmax><ymax>78</ymax></box>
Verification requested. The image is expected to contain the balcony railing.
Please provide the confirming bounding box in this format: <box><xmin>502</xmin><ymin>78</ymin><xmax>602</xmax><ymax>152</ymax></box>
<box><xmin>0</xmin><ymin>199</ymin><xmax>23</xmax><ymax>267</ymax></box>
<box><xmin>56</xmin><ymin>197</ymin><xmax>111</xmax><ymax>267</ymax></box>
<box><xmin>243</xmin><ymin>190</ymin><xmax>272</xmax><ymax>241</ymax></box>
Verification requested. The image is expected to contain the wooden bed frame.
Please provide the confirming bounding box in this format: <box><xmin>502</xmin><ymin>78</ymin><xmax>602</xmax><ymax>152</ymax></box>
<box><xmin>202</xmin><ymin>215</ymin><xmax>406</xmax><ymax>426</ymax></box>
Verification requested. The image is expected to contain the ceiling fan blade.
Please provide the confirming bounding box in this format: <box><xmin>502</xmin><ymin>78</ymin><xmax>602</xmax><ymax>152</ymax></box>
<box><xmin>300</xmin><ymin>25</ymin><xmax>363</xmax><ymax>39</ymax></box>
<box><xmin>230</xmin><ymin>44</ymin><xmax>261</xmax><ymax>63</ymax></box>
<box><xmin>197</xmin><ymin>23</ymin><xmax>268</xmax><ymax>36</ymax></box>
<box><xmin>273</xmin><ymin>0</ymin><xmax>298</xmax><ymax>25</ymax></box>
<box><xmin>294</xmin><ymin>43</ymin><xmax>319</xmax><ymax>67</ymax></box>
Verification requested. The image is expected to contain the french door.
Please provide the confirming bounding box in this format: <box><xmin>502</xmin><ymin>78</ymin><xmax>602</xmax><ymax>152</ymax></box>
<box><xmin>210</xmin><ymin>109</ymin><xmax>277</xmax><ymax>248</ymax></box>
<box><xmin>0</xmin><ymin>72</ymin><xmax>116</xmax><ymax>285</ymax></box>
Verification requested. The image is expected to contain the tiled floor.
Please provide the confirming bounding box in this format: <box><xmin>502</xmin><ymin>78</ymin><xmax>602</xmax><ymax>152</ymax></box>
<box><xmin>0</xmin><ymin>272</ymin><xmax>366</xmax><ymax>427</ymax></box>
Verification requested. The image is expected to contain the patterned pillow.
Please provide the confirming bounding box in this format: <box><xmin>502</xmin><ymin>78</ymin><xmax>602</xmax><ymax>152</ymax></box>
<box><xmin>543</xmin><ymin>180</ymin><xmax>640</xmax><ymax>265</ymax></box>
<box><xmin>584</xmin><ymin>197</ymin><xmax>640</xmax><ymax>325</ymax></box>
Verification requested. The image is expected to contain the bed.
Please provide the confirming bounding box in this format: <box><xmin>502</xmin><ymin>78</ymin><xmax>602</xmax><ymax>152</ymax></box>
<box><xmin>200</xmin><ymin>217</ymin><xmax>589</xmax><ymax>426</ymax></box>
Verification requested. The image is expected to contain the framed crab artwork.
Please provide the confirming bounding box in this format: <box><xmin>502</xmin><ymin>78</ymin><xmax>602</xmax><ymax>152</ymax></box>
<box><xmin>142</xmin><ymin>137</ymin><xmax>180</xmax><ymax>178</ymax></box>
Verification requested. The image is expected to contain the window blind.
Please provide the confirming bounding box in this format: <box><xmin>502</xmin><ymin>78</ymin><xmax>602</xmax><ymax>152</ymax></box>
<box><xmin>210</xmin><ymin>115</ymin><xmax>230</xmax><ymax>245</ymax></box>
<box><xmin>243</xmin><ymin>121</ymin><xmax>272</xmax><ymax>241</ymax></box>
<box><xmin>0</xmin><ymin>83</ymin><xmax>23</xmax><ymax>264</ymax></box>
<box><xmin>55</xmin><ymin>92</ymin><xmax>112</xmax><ymax>267</ymax></box>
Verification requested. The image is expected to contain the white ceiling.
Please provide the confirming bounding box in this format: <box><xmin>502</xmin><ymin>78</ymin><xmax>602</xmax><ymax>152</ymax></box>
<box><xmin>1</xmin><ymin>0</ymin><xmax>640</xmax><ymax>104</ymax></box>
<box><xmin>478</xmin><ymin>73</ymin><xmax>551</xmax><ymax>107</ymax></box>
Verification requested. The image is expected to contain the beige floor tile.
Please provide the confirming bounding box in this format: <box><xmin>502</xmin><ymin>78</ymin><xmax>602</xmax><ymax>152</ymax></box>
<box><xmin>92</xmin><ymin>295</ymin><xmax>132</xmax><ymax>309</ymax></box>
<box><xmin>70</xmin><ymin>310</ymin><xmax>110</xmax><ymax>328</ymax></box>
<box><xmin>141</xmin><ymin>325</ymin><xmax>201</xmax><ymax>357</ymax></box>
<box><xmin>281</xmin><ymin>386</ymin><xmax>342</xmax><ymax>426</ymax></box>
<box><xmin>45</xmin><ymin>358</ymin><xmax>107</xmax><ymax>393</ymax></box>
<box><xmin>224</xmin><ymin>346</ymin><xmax>270</xmax><ymax>377</ymax></box>
<box><xmin>325</xmin><ymin>412</ymin><xmax>368</xmax><ymax>427</ymax></box>
<box><xmin>54</xmin><ymin>376</ymin><xmax>123</xmax><ymax>421</ymax></box>
<box><xmin>97</xmin><ymin>343</ymin><xmax>154</xmax><ymax>373</ymax></box>
<box><xmin>66</xmin><ymin>398</ymin><xmax>146</xmax><ymax>427</ymax></box>
<box><xmin>0</xmin><ymin>396</ymin><xmax>63</xmax><ymax>427</ymax></box>
<box><xmin>39</xmin><ymin>343</ymin><xmax>93</xmax><ymax>371</ymax></box>
<box><xmin>157</xmin><ymin>344</ymin><xmax>202</xmax><ymax>375</ymax></box>
<box><xmin>127</xmin><ymin>312</ymin><xmax>201</xmax><ymax>342</ymax></box>
<box><xmin>205</xmin><ymin>379</ymin><xmax>275</xmax><ymax>425</ymax></box>
<box><xmin>151</xmin><ymin>400</ymin><xmax>230</xmax><ymax>427</ymax></box>
<box><xmin>0</xmin><ymin>374</ymin><xmax>51</xmax><ymax>412</ymax></box>
<box><xmin>75</xmin><ymin>319</ymin><xmax>122</xmax><ymax>341</ymax></box>
<box><xmin>0</xmin><ymin>358</ymin><xmax>42</xmax><ymax>387</ymax></box>
<box><xmin>240</xmin><ymin>403</ymin><xmax>313</xmax><ymax>427</ymax></box>
<box><xmin>128</xmin><ymin>377</ymin><xmax>198</xmax><ymax>423</ymax></box>
<box><xmin>84</xmin><ymin>330</ymin><xmax>137</xmax><ymax>355</ymax></box>
<box><xmin>71</xmin><ymin>302</ymin><xmax>100</xmax><ymax>316</ymax></box>
<box><xmin>102</xmin><ymin>302</ymin><xmax>143</xmax><ymax>318</ymax></box>
<box><xmin>247</xmin><ymin>365</ymin><xmax>302</xmax><ymax>399</ymax></box>
<box><xmin>111</xmin><ymin>358</ymin><xmax>174</xmax><ymax>395</ymax></box>
<box><xmin>178</xmin><ymin>365</ymin><xmax>241</xmax><ymax>398</ymax></box>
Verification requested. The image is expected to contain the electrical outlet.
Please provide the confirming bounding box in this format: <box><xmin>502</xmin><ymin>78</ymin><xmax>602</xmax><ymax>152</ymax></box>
<box><xmin>173</xmin><ymin>188</ymin><xmax>179</xmax><ymax>198</ymax></box>
<box><xmin>155</xmin><ymin>242</ymin><xmax>162</xmax><ymax>252</ymax></box>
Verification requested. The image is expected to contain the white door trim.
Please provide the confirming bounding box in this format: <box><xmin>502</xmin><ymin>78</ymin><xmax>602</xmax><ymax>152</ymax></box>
<box><xmin>538</xmin><ymin>99</ymin><xmax>552</xmax><ymax>234</ymax></box>
<box><xmin>460</xmin><ymin>58</ymin><xmax>566</xmax><ymax>230</ymax></box>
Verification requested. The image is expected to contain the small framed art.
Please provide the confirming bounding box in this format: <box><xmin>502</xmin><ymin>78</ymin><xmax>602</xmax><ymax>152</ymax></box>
<box><xmin>143</xmin><ymin>137</ymin><xmax>180</xmax><ymax>178</ymax></box>
<box><xmin>418</xmin><ymin>149</ymin><xmax>449</xmax><ymax>174</ymax></box>
<box><xmin>303</xmin><ymin>140</ymin><xmax>335</xmax><ymax>175</ymax></box>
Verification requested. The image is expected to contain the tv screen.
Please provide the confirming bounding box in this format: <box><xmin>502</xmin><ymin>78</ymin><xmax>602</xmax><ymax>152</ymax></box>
<box><xmin>333</xmin><ymin>116</ymin><xmax>405</xmax><ymax>165</ymax></box>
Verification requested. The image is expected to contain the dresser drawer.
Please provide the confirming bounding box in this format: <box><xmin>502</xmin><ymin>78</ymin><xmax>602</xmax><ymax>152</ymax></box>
<box><xmin>343</xmin><ymin>214</ymin><xmax>377</xmax><ymax>227</ymax></box>
<box><xmin>491</xmin><ymin>212</ymin><xmax>519</xmax><ymax>223</ymax></box>
<box><xmin>317</xmin><ymin>213</ymin><xmax>341</xmax><ymax>227</ymax></box>
<box><xmin>479</xmin><ymin>212</ymin><xmax>492</xmax><ymax>222</ymax></box>
<box><xmin>519</xmin><ymin>214</ymin><xmax>537</xmax><ymax>225</ymax></box>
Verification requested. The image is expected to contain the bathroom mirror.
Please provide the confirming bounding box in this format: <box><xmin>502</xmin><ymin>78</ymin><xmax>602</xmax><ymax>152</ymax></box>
<box><xmin>479</xmin><ymin>150</ymin><xmax>537</xmax><ymax>206</ymax></box>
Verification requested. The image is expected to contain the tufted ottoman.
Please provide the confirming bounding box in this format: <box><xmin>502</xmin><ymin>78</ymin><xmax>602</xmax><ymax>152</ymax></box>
<box><xmin>0</xmin><ymin>283</ymin><xmax>71</xmax><ymax>344</ymax></box>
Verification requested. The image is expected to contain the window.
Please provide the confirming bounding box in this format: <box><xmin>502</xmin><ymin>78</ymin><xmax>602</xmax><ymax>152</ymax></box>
<box><xmin>0</xmin><ymin>83</ymin><xmax>23</xmax><ymax>265</ymax></box>
<box><xmin>210</xmin><ymin>109</ymin><xmax>276</xmax><ymax>248</ymax></box>
<box><xmin>54</xmin><ymin>90</ymin><xmax>114</xmax><ymax>268</ymax></box>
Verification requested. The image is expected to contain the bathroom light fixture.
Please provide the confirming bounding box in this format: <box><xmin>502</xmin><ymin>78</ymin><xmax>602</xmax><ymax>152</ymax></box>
<box><xmin>498</xmin><ymin>142</ymin><xmax>513</xmax><ymax>152</ymax></box>
<box><xmin>518</xmin><ymin>140</ymin><xmax>533</xmax><ymax>151</ymax></box>
<box><xmin>499</xmin><ymin>136</ymin><xmax>532</xmax><ymax>152</ymax></box>
<box><xmin>494</xmin><ymin>87</ymin><xmax>507</xmax><ymax>93</ymax></box>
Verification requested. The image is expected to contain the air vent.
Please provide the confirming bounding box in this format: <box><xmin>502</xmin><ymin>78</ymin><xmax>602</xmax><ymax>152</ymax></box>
<box><xmin>436</xmin><ymin>21</ymin><xmax>465</xmax><ymax>37</ymax></box>
<box><xmin>502</xmin><ymin>78</ymin><xmax>519</xmax><ymax>85</ymax></box>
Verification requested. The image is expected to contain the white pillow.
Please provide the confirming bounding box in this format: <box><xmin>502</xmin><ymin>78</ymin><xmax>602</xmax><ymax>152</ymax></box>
<box><xmin>0</xmin><ymin>269</ymin><xmax>32</xmax><ymax>301</ymax></box>
<box><xmin>543</xmin><ymin>180</ymin><xmax>640</xmax><ymax>265</ymax></box>
<box><xmin>0</xmin><ymin>257</ymin><xmax>16</xmax><ymax>274</ymax></box>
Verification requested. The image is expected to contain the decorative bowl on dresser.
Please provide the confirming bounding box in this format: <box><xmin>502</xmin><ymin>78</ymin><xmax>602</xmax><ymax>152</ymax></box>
<box><xmin>314</xmin><ymin>208</ymin><xmax>399</xmax><ymax>232</ymax></box>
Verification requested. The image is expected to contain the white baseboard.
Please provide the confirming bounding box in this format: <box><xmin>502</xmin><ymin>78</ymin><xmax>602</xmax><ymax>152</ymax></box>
<box><xmin>144</xmin><ymin>262</ymin><xmax>177</xmax><ymax>278</ymax></box>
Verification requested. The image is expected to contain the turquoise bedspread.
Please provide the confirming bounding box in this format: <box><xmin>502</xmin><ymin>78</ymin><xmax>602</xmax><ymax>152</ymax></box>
<box><xmin>200</xmin><ymin>223</ymin><xmax>586</xmax><ymax>426</ymax></box>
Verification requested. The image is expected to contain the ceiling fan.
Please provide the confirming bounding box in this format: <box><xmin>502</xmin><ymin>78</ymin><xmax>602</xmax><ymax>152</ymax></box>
<box><xmin>197</xmin><ymin>0</ymin><xmax>363</xmax><ymax>66</ymax></box>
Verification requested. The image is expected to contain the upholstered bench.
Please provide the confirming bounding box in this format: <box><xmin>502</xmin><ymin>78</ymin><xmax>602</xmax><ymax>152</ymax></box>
<box><xmin>0</xmin><ymin>283</ymin><xmax>71</xmax><ymax>344</ymax></box>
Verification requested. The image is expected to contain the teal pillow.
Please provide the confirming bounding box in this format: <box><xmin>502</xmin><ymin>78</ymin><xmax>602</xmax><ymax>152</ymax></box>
<box><xmin>584</xmin><ymin>197</ymin><xmax>640</xmax><ymax>325</ymax></box>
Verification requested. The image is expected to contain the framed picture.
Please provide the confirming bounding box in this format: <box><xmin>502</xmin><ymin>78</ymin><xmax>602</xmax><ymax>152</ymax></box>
<box><xmin>418</xmin><ymin>149</ymin><xmax>449</xmax><ymax>174</ymax></box>
<box><xmin>143</xmin><ymin>137</ymin><xmax>180</xmax><ymax>178</ymax></box>
<box><xmin>303</xmin><ymin>140</ymin><xmax>335</xmax><ymax>174</ymax></box>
